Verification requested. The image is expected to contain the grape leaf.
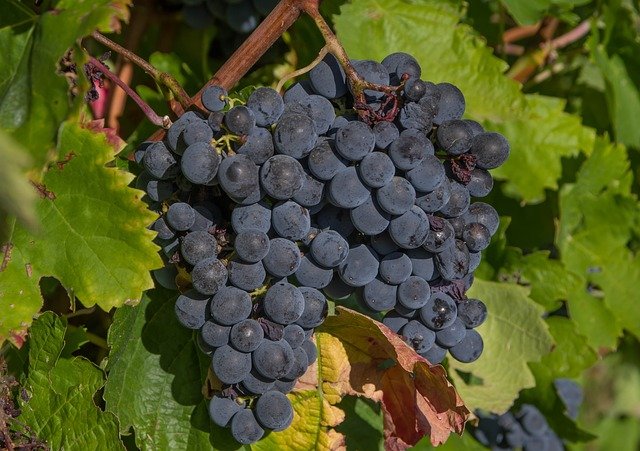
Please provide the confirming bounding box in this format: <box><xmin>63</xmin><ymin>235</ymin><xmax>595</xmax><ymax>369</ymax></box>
<box><xmin>557</xmin><ymin>137</ymin><xmax>640</xmax><ymax>348</ymax></box>
<box><xmin>501</xmin><ymin>0</ymin><xmax>591</xmax><ymax>25</ymax></box>
<box><xmin>447</xmin><ymin>279</ymin><xmax>553</xmax><ymax>413</ymax></box>
<box><xmin>334</xmin><ymin>0</ymin><xmax>594</xmax><ymax>203</ymax></box>
<box><xmin>590</xmin><ymin>38</ymin><xmax>640</xmax><ymax>148</ymax></box>
<box><xmin>104</xmin><ymin>289</ymin><xmax>225</xmax><ymax>451</ymax></box>
<box><xmin>18</xmin><ymin>312</ymin><xmax>123</xmax><ymax>450</ymax></box>
<box><xmin>0</xmin><ymin>0</ymin><xmax>130</xmax><ymax>170</ymax></box>
<box><xmin>0</xmin><ymin>131</ymin><xmax>37</xmax><ymax>242</ymax></box>
<box><xmin>304</xmin><ymin>307</ymin><xmax>469</xmax><ymax>449</ymax></box>
<box><xmin>0</xmin><ymin>122</ymin><xmax>162</xmax><ymax>343</ymax></box>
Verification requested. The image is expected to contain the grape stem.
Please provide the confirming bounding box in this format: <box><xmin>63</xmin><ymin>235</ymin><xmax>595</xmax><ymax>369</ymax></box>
<box><xmin>91</xmin><ymin>31</ymin><xmax>192</xmax><ymax>110</ymax></box>
<box><xmin>88</xmin><ymin>57</ymin><xmax>171</xmax><ymax>129</ymax></box>
<box><xmin>275</xmin><ymin>45</ymin><xmax>329</xmax><ymax>93</ymax></box>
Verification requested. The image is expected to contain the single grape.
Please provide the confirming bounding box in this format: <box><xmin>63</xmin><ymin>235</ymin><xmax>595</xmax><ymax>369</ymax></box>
<box><xmin>373</xmin><ymin>121</ymin><xmax>400</xmax><ymax>150</ymax></box>
<box><xmin>294</xmin><ymin>255</ymin><xmax>334</xmax><ymax>289</ymax></box>
<box><xmin>379</xmin><ymin>252</ymin><xmax>413</xmax><ymax>285</ymax></box>
<box><xmin>241</xmin><ymin>370</ymin><xmax>275</xmax><ymax>395</ymax></box>
<box><xmin>260</xmin><ymin>154</ymin><xmax>305</xmax><ymax>200</ymax></box>
<box><xmin>338</xmin><ymin>244</ymin><xmax>379</xmax><ymax>287</ymax></box>
<box><xmin>439</xmin><ymin>181</ymin><xmax>470</xmax><ymax>218</ymax></box>
<box><xmin>449</xmin><ymin>329</ymin><xmax>483</xmax><ymax>363</ymax></box>
<box><xmin>463</xmin><ymin>202</ymin><xmax>500</xmax><ymax>235</ymax></box>
<box><xmin>166</xmin><ymin>202</ymin><xmax>196</xmax><ymax>231</ymax></box>
<box><xmin>434</xmin><ymin>239</ymin><xmax>469</xmax><ymax>281</ymax></box>
<box><xmin>212</xmin><ymin>345</ymin><xmax>252</xmax><ymax>384</ymax></box>
<box><xmin>323</xmin><ymin>276</ymin><xmax>355</xmax><ymax>300</ymax></box>
<box><xmin>403</xmin><ymin>78</ymin><xmax>427</xmax><ymax>102</ymax></box>
<box><xmin>210</xmin><ymin>286</ymin><xmax>252</xmax><ymax>325</ymax></box>
<box><xmin>457</xmin><ymin>299</ymin><xmax>487</xmax><ymax>328</ymax></box>
<box><xmin>217</xmin><ymin>154</ymin><xmax>260</xmax><ymax>200</ymax></box>
<box><xmin>335</xmin><ymin>121</ymin><xmax>375</xmax><ymax>161</ymax></box>
<box><xmin>247</xmin><ymin>87</ymin><xmax>284</xmax><ymax>126</ymax></box>
<box><xmin>307</xmin><ymin>139</ymin><xmax>348</xmax><ymax>181</ymax></box>
<box><xmin>230</xmin><ymin>408</ymin><xmax>264</xmax><ymax>445</ymax></box>
<box><xmin>420</xmin><ymin>292</ymin><xmax>457</xmax><ymax>330</ymax></box>
<box><xmin>309</xmin><ymin>53</ymin><xmax>347</xmax><ymax>99</ymax></box>
<box><xmin>301</xmin><ymin>339</ymin><xmax>317</xmax><ymax>364</ymax></box>
<box><xmin>397</xmin><ymin>276</ymin><xmax>431</xmax><ymax>310</ymax></box>
<box><xmin>350</xmin><ymin>196</ymin><xmax>391</xmax><ymax>236</ymax></box>
<box><xmin>436</xmin><ymin>119</ymin><xmax>474</xmax><ymax>155</ymax></box>
<box><xmin>143</xmin><ymin>141</ymin><xmax>179</xmax><ymax>179</ymax></box>
<box><xmin>225</xmin><ymin>105</ymin><xmax>256</xmax><ymax>135</ymax></box>
<box><xmin>234</xmin><ymin>230</ymin><xmax>270</xmax><ymax>263</ymax></box>
<box><xmin>420</xmin><ymin>342</ymin><xmax>447</xmax><ymax>364</ymax></box>
<box><xmin>262</xmin><ymin>238</ymin><xmax>302</xmax><ymax>278</ymax></box>
<box><xmin>401</xmin><ymin>320</ymin><xmax>436</xmax><ymax>353</ymax></box>
<box><xmin>200</xmin><ymin>320</ymin><xmax>230</xmax><ymax>348</ymax></box>
<box><xmin>292</xmin><ymin>95</ymin><xmax>336</xmax><ymax>135</ymax></box>
<box><xmin>152</xmin><ymin>217</ymin><xmax>175</xmax><ymax>241</ymax></box>
<box><xmin>382</xmin><ymin>311</ymin><xmax>410</xmax><ymax>333</ymax></box>
<box><xmin>296</xmin><ymin>287</ymin><xmax>328</xmax><ymax>328</ymax></box>
<box><xmin>433</xmin><ymin>83</ymin><xmax>465</xmax><ymax>125</ymax></box>
<box><xmin>467</xmin><ymin>168</ymin><xmax>494</xmax><ymax>197</ymax></box>
<box><xmin>208</xmin><ymin>395</ymin><xmax>243</xmax><ymax>427</ymax></box>
<box><xmin>435</xmin><ymin>318</ymin><xmax>466</xmax><ymax>348</ymax></box>
<box><xmin>236</xmin><ymin>127</ymin><xmax>275</xmax><ymax>164</ymax></box>
<box><xmin>175</xmin><ymin>290</ymin><xmax>209</xmax><ymax>329</ymax></box>
<box><xmin>405</xmin><ymin>155</ymin><xmax>445</xmax><ymax>193</ymax></box>
<box><xmin>255</xmin><ymin>391</ymin><xmax>294</xmax><ymax>431</ymax></box>
<box><xmin>191</xmin><ymin>257</ymin><xmax>228</xmax><ymax>295</ymax></box>
<box><xmin>202</xmin><ymin>85</ymin><xmax>228</xmax><ymax>112</ymax></box>
<box><xmin>415</xmin><ymin>178</ymin><xmax>451</xmax><ymax>213</ymax></box>
<box><xmin>376</xmin><ymin>176</ymin><xmax>416</xmax><ymax>215</ymax></box>
<box><xmin>181</xmin><ymin>231</ymin><xmax>218</xmax><ymax>266</ymax></box>
<box><xmin>397</xmin><ymin>102</ymin><xmax>433</xmax><ymax>132</ymax></box>
<box><xmin>328</xmin><ymin>166</ymin><xmax>371</xmax><ymax>209</ymax></box>
<box><xmin>181</xmin><ymin>142</ymin><xmax>220</xmax><ymax>185</ymax></box>
<box><xmin>361</xmin><ymin>277</ymin><xmax>398</xmax><ymax>312</ymax></box>
<box><xmin>273</xmin><ymin>113</ymin><xmax>318</xmax><ymax>158</ymax></box>
<box><xmin>463</xmin><ymin>222</ymin><xmax>491</xmax><ymax>252</ymax></box>
<box><xmin>293</xmin><ymin>172</ymin><xmax>325</xmax><ymax>208</ymax></box>
<box><xmin>406</xmin><ymin>248</ymin><xmax>438</xmax><ymax>281</ymax></box>
<box><xmin>263</xmin><ymin>281</ymin><xmax>305</xmax><ymax>325</ymax></box>
<box><xmin>358</xmin><ymin>151</ymin><xmax>395</xmax><ymax>189</ymax></box>
<box><xmin>283</xmin><ymin>324</ymin><xmax>306</xmax><ymax>349</ymax></box>
<box><xmin>388</xmin><ymin>129</ymin><xmax>433</xmax><ymax>170</ymax></box>
<box><xmin>388</xmin><ymin>206</ymin><xmax>430</xmax><ymax>249</ymax></box>
<box><xmin>230</xmin><ymin>319</ymin><xmax>264</xmax><ymax>353</ymax></box>
<box><xmin>423</xmin><ymin>217</ymin><xmax>455</xmax><ymax>253</ymax></box>
<box><xmin>470</xmin><ymin>132</ymin><xmax>510</xmax><ymax>169</ymax></box>
<box><xmin>231</xmin><ymin>202</ymin><xmax>271</xmax><ymax>234</ymax></box>
<box><xmin>252</xmin><ymin>339</ymin><xmax>295</xmax><ymax>379</ymax></box>
<box><xmin>316</xmin><ymin>204</ymin><xmax>355</xmax><ymax>238</ymax></box>
<box><xmin>272</xmin><ymin>201</ymin><xmax>311</xmax><ymax>240</ymax></box>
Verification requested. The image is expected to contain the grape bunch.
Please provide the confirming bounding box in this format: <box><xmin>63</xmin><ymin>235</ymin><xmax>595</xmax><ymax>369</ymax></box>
<box><xmin>471</xmin><ymin>403</ymin><xmax>568</xmax><ymax>450</ymax></box>
<box><xmin>136</xmin><ymin>50</ymin><xmax>508</xmax><ymax>443</ymax></box>
<box><xmin>166</xmin><ymin>0</ymin><xmax>277</xmax><ymax>32</ymax></box>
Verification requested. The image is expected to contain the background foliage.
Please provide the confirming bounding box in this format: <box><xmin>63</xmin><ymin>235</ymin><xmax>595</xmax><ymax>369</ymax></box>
<box><xmin>1</xmin><ymin>0</ymin><xmax>639</xmax><ymax>449</ymax></box>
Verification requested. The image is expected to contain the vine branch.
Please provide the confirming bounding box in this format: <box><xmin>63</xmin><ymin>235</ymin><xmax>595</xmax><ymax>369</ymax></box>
<box><xmin>88</xmin><ymin>57</ymin><xmax>171</xmax><ymax>129</ymax></box>
<box><xmin>92</xmin><ymin>31</ymin><xmax>191</xmax><ymax>110</ymax></box>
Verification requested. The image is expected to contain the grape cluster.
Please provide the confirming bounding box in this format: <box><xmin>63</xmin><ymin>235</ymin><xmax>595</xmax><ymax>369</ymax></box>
<box><xmin>136</xmin><ymin>50</ymin><xmax>508</xmax><ymax>443</ymax></box>
<box><xmin>166</xmin><ymin>0</ymin><xmax>277</xmax><ymax>32</ymax></box>
<box><xmin>471</xmin><ymin>404</ymin><xmax>567</xmax><ymax>450</ymax></box>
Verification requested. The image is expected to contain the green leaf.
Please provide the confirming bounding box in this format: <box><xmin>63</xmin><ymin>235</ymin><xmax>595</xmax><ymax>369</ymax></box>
<box><xmin>591</xmin><ymin>44</ymin><xmax>640</xmax><ymax>148</ymax></box>
<box><xmin>0</xmin><ymin>0</ymin><xmax>129</xmax><ymax>170</ymax></box>
<box><xmin>335</xmin><ymin>397</ymin><xmax>384</xmax><ymax>451</ymax></box>
<box><xmin>0</xmin><ymin>131</ymin><xmax>37</xmax><ymax>241</ymax></box>
<box><xmin>498</xmin><ymin>250</ymin><xmax>582</xmax><ymax>312</ymax></box>
<box><xmin>519</xmin><ymin>317</ymin><xmax>597</xmax><ymax>441</ymax></box>
<box><xmin>18</xmin><ymin>312</ymin><xmax>123</xmax><ymax>450</ymax></box>
<box><xmin>557</xmin><ymin>137</ymin><xmax>640</xmax><ymax>347</ymax></box>
<box><xmin>334</xmin><ymin>0</ymin><xmax>594</xmax><ymax>203</ymax></box>
<box><xmin>104</xmin><ymin>289</ymin><xmax>226</xmax><ymax>451</ymax></box>
<box><xmin>447</xmin><ymin>279</ymin><xmax>553</xmax><ymax>413</ymax></box>
<box><xmin>0</xmin><ymin>122</ymin><xmax>162</xmax><ymax>342</ymax></box>
<box><xmin>501</xmin><ymin>0</ymin><xmax>591</xmax><ymax>25</ymax></box>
